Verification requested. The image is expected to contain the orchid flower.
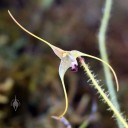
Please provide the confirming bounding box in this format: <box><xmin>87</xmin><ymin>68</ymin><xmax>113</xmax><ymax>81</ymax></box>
<box><xmin>8</xmin><ymin>10</ymin><xmax>119</xmax><ymax>119</ymax></box>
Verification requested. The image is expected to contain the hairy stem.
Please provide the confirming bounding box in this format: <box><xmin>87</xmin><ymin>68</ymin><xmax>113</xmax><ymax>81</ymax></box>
<box><xmin>80</xmin><ymin>58</ymin><xmax>128</xmax><ymax>128</ymax></box>
<box><xmin>98</xmin><ymin>0</ymin><xmax>122</xmax><ymax>127</ymax></box>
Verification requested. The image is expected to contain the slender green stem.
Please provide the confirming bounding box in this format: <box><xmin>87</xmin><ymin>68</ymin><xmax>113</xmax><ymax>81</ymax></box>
<box><xmin>98</xmin><ymin>0</ymin><xmax>122</xmax><ymax>127</ymax></box>
<box><xmin>80</xmin><ymin>58</ymin><xmax>128</xmax><ymax>128</ymax></box>
<box><xmin>79</xmin><ymin>120</ymin><xmax>88</xmax><ymax>128</ymax></box>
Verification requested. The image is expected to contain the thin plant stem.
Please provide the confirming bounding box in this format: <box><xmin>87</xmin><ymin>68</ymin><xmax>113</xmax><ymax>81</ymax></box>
<box><xmin>98</xmin><ymin>0</ymin><xmax>122</xmax><ymax>127</ymax></box>
<box><xmin>80</xmin><ymin>58</ymin><xmax>128</xmax><ymax>128</ymax></box>
<box><xmin>79</xmin><ymin>120</ymin><xmax>88</xmax><ymax>128</ymax></box>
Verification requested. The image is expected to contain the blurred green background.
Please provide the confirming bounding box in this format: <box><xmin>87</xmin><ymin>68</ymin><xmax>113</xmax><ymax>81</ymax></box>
<box><xmin>0</xmin><ymin>0</ymin><xmax>128</xmax><ymax>127</ymax></box>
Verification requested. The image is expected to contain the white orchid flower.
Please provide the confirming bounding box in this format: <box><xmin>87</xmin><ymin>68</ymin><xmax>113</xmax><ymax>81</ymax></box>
<box><xmin>8</xmin><ymin>10</ymin><xmax>119</xmax><ymax>119</ymax></box>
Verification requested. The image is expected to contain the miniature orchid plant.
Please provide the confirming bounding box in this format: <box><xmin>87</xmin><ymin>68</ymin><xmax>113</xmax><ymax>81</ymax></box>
<box><xmin>8</xmin><ymin>10</ymin><xmax>128</xmax><ymax>128</ymax></box>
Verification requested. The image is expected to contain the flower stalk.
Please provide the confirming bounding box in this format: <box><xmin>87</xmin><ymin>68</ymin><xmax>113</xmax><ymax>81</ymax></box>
<box><xmin>80</xmin><ymin>57</ymin><xmax>128</xmax><ymax>128</ymax></box>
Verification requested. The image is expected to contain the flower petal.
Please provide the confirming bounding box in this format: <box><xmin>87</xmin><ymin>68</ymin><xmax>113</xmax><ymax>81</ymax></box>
<box><xmin>75</xmin><ymin>51</ymin><xmax>119</xmax><ymax>91</ymax></box>
<box><xmin>8</xmin><ymin>10</ymin><xmax>65</xmax><ymax>59</ymax></box>
<box><xmin>58</xmin><ymin>52</ymin><xmax>78</xmax><ymax>118</ymax></box>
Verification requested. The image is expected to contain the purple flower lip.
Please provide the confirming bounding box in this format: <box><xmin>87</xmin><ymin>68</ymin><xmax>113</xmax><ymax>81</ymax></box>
<box><xmin>71</xmin><ymin>64</ymin><xmax>78</xmax><ymax>72</ymax></box>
